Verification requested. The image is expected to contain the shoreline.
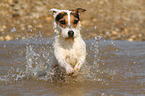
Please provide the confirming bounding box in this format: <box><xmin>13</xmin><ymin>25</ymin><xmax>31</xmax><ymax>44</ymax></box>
<box><xmin>0</xmin><ymin>0</ymin><xmax>144</xmax><ymax>41</ymax></box>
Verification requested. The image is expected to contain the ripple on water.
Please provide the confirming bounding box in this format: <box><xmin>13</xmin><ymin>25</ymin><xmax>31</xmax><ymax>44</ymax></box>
<box><xmin>0</xmin><ymin>38</ymin><xmax>145</xmax><ymax>95</ymax></box>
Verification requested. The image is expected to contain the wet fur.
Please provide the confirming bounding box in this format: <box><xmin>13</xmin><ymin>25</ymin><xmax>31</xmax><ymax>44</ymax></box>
<box><xmin>50</xmin><ymin>8</ymin><xmax>86</xmax><ymax>77</ymax></box>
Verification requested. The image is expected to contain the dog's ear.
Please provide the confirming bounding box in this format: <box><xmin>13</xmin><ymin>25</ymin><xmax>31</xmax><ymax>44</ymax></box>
<box><xmin>49</xmin><ymin>8</ymin><xmax>59</xmax><ymax>16</ymax></box>
<box><xmin>75</xmin><ymin>8</ymin><xmax>86</xmax><ymax>13</ymax></box>
<box><xmin>71</xmin><ymin>8</ymin><xmax>86</xmax><ymax>16</ymax></box>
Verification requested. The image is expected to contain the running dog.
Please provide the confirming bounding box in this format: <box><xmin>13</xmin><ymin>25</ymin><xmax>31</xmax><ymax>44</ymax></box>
<box><xmin>49</xmin><ymin>8</ymin><xmax>86</xmax><ymax>77</ymax></box>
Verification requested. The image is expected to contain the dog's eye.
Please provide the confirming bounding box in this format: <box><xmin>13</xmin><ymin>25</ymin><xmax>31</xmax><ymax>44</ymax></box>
<box><xmin>59</xmin><ymin>20</ymin><xmax>66</xmax><ymax>25</ymax></box>
<box><xmin>74</xmin><ymin>20</ymin><xmax>79</xmax><ymax>24</ymax></box>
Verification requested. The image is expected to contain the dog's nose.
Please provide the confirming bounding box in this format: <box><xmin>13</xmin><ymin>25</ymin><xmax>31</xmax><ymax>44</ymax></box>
<box><xmin>68</xmin><ymin>31</ymin><xmax>74</xmax><ymax>38</ymax></box>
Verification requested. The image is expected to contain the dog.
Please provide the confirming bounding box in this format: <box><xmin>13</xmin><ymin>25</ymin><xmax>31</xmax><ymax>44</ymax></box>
<box><xmin>49</xmin><ymin>8</ymin><xmax>86</xmax><ymax>77</ymax></box>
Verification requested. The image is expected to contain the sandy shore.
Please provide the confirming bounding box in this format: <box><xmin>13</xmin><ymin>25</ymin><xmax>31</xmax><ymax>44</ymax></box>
<box><xmin>0</xmin><ymin>0</ymin><xmax>145</xmax><ymax>41</ymax></box>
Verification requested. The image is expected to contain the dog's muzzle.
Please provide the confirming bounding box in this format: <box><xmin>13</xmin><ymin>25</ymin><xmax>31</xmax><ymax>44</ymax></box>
<box><xmin>68</xmin><ymin>31</ymin><xmax>74</xmax><ymax>38</ymax></box>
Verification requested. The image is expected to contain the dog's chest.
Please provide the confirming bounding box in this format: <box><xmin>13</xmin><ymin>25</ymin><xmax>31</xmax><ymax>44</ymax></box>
<box><xmin>64</xmin><ymin>43</ymin><xmax>81</xmax><ymax>66</ymax></box>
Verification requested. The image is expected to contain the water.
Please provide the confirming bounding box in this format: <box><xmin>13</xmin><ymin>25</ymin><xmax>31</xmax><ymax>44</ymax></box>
<box><xmin>0</xmin><ymin>38</ymin><xmax>145</xmax><ymax>96</ymax></box>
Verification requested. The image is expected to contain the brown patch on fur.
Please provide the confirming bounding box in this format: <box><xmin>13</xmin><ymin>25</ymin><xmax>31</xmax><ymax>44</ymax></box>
<box><xmin>55</xmin><ymin>12</ymin><xmax>68</xmax><ymax>28</ymax></box>
<box><xmin>70</xmin><ymin>13</ymin><xmax>80</xmax><ymax>28</ymax></box>
<box><xmin>56</xmin><ymin>12</ymin><xmax>79</xmax><ymax>28</ymax></box>
<box><xmin>70</xmin><ymin>8</ymin><xmax>86</xmax><ymax>28</ymax></box>
<box><xmin>55</xmin><ymin>8</ymin><xmax>86</xmax><ymax>28</ymax></box>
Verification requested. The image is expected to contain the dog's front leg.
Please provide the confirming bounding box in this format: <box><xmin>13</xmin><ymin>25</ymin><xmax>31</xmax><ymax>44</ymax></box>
<box><xmin>58</xmin><ymin>58</ymin><xmax>74</xmax><ymax>75</ymax></box>
<box><xmin>74</xmin><ymin>55</ymin><xmax>86</xmax><ymax>72</ymax></box>
<box><xmin>54</xmin><ymin>51</ymin><xmax>74</xmax><ymax>75</ymax></box>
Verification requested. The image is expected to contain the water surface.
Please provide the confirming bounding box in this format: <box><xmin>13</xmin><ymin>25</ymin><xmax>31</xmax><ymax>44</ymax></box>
<box><xmin>0</xmin><ymin>38</ymin><xmax>145</xmax><ymax>96</ymax></box>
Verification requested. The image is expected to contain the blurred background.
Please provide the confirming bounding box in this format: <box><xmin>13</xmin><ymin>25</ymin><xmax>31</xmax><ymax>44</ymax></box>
<box><xmin>0</xmin><ymin>0</ymin><xmax>144</xmax><ymax>41</ymax></box>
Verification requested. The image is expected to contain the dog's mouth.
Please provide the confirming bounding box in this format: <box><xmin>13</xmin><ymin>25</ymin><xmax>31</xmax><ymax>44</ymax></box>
<box><xmin>65</xmin><ymin>36</ymin><xmax>74</xmax><ymax>40</ymax></box>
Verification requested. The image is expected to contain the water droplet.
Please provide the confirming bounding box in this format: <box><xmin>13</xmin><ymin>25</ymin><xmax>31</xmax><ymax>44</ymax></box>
<box><xmin>106</xmin><ymin>32</ymin><xmax>109</xmax><ymax>35</ymax></box>
<box><xmin>95</xmin><ymin>36</ymin><xmax>102</xmax><ymax>40</ymax></box>
<box><xmin>94</xmin><ymin>26</ymin><xmax>96</xmax><ymax>29</ymax></box>
<box><xmin>27</xmin><ymin>13</ymin><xmax>31</xmax><ymax>17</ymax></box>
<box><xmin>101</xmin><ymin>93</ymin><xmax>105</xmax><ymax>96</ymax></box>
<box><xmin>29</xmin><ymin>29</ymin><xmax>33</xmax><ymax>32</ymax></box>
<box><xmin>39</xmin><ymin>31</ymin><xmax>42</xmax><ymax>37</ymax></box>
<box><xmin>111</xmin><ymin>41</ymin><xmax>115</xmax><ymax>45</ymax></box>
<box><xmin>10</xmin><ymin>27</ymin><xmax>16</xmax><ymax>32</ymax></box>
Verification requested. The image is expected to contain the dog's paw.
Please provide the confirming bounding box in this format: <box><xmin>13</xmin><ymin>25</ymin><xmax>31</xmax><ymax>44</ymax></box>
<box><xmin>71</xmin><ymin>70</ymin><xmax>79</xmax><ymax>77</ymax></box>
<box><xmin>74</xmin><ymin>65</ymin><xmax>81</xmax><ymax>72</ymax></box>
<box><xmin>66</xmin><ymin>65</ymin><xmax>74</xmax><ymax>75</ymax></box>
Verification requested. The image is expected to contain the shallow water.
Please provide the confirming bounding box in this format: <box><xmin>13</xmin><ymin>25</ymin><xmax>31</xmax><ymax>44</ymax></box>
<box><xmin>0</xmin><ymin>38</ymin><xmax>145</xmax><ymax>96</ymax></box>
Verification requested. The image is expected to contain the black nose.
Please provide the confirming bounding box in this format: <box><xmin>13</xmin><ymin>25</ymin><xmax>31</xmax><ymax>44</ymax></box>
<box><xmin>68</xmin><ymin>31</ymin><xmax>74</xmax><ymax>38</ymax></box>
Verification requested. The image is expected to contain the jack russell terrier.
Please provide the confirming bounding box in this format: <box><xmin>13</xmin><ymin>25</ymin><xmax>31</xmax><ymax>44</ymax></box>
<box><xmin>49</xmin><ymin>8</ymin><xmax>86</xmax><ymax>77</ymax></box>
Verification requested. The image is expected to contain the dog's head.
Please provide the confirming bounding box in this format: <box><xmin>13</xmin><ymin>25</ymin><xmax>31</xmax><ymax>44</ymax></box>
<box><xmin>50</xmin><ymin>8</ymin><xmax>86</xmax><ymax>39</ymax></box>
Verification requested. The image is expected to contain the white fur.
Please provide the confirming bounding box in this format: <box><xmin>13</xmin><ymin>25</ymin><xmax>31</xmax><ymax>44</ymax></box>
<box><xmin>50</xmin><ymin>9</ymin><xmax>86</xmax><ymax>76</ymax></box>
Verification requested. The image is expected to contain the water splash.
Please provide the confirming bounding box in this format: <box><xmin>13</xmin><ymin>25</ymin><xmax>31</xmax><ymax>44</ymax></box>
<box><xmin>25</xmin><ymin>43</ymin><xmax>52</xmax><ymax>78</ymax></box>
<box><xmin>83</xmin><ymin>36</ymin><xmax>102</xmax><ymax>81</ymax></box>
<box><xmin>0</xmin><ymin>67</ymin><xmax>26</xmax><ymax>84</ymax></box>
<box><xmin>23</xmin><ymin>36</ymin><xmax>105</xmax><ymax>82</ymax></box>
<box><xmin>0</xmin><ymin>35</ymin><xmax>113</xmax><ymax>83</ymax></box>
